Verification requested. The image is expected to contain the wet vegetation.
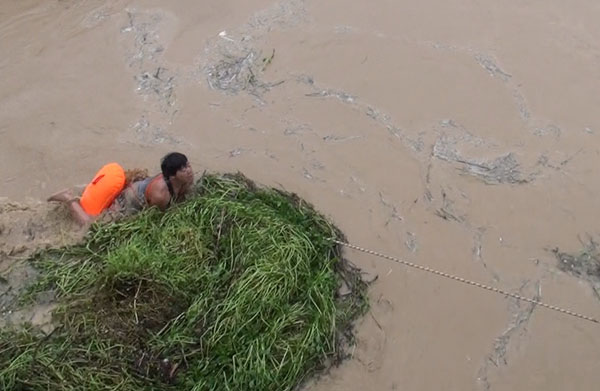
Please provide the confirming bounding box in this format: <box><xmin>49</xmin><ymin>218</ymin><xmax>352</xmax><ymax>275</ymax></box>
<box><xmin>0</xmin><ymin>174</ymin><xmax>367</xmax><ymax>391</ymax></box>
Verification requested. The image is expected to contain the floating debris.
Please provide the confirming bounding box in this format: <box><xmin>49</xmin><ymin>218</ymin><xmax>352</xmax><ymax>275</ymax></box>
<box><xmin>553</xmin><ymin>238</ymin><xmax>600</xmax><ymax>299</ymax></box>
<box><xmin>433</xmin><ymin>135</ymin><xmax>530</xmax><ymax>185</ymax></box>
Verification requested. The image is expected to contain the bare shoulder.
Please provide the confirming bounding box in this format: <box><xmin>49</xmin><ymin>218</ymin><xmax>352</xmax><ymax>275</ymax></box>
<box><xmin>146</xmin><ymin>177</ymin><xmax>170</xmax><ymax>210</ymax></box>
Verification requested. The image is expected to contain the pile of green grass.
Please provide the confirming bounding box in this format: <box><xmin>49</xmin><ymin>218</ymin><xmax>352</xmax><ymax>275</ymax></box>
<box><xmin>0</xmin><ymin>174</ymin><xmax>367</xmax><ymax>391</ymax></box>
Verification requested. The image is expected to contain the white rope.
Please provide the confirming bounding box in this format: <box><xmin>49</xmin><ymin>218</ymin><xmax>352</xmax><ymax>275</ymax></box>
<box><xmin>333</xmin><ymin>239</ymin><xmax>599</xmax><ymax>325</ymax></box>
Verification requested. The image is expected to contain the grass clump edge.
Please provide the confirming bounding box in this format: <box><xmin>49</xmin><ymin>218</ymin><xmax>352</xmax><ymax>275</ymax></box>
<box><xmin>0</xmin><ymin>173</ymin><xmax>369</xmax><ymax>391</ymax></box>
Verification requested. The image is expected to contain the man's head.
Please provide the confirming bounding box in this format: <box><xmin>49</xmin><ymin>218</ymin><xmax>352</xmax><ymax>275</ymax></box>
<box><xmin>161</xmin><ymin>152</ymin><xmax>194</xmax><ymax>184</ymax></box>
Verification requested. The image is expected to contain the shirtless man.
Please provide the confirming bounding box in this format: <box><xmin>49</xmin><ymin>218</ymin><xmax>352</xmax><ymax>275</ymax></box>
<box><xmin>48</xmin><ymin>152</ymin><xmax>194</xmax><ymax>226</ymax></box>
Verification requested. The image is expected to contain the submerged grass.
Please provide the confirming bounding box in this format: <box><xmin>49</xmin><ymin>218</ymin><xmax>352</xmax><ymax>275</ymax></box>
<box><xmin>0</xmin><ymin>174</ymin><xmax>367</xmax><ymax>391</ymax></box>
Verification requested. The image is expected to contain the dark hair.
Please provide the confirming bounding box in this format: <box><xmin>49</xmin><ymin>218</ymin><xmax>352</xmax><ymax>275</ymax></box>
<box><xmin>161</xmin><ymin>152</ymin><xmax>188</xmax><ymax>178</ymax></box>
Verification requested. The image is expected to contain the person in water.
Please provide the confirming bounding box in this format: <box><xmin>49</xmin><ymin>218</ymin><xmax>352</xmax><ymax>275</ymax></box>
<box><xmin>47</xmin><ymin>152</ymin><xmax>194</xmax><ymax>226</ymax></box>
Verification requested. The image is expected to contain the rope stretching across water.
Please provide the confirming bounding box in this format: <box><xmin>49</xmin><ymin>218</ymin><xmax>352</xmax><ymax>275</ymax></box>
<box><xmin>333</xmin><ymin>239</ymin><xmax>599</xmax><ymax>325</ymax></box>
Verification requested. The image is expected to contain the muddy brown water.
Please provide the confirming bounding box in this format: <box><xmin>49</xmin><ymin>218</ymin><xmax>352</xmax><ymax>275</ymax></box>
<box><xmin>2</xmin><ymin>0</ymin><xmax>600</xmax><ymax>389</ymax></box>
